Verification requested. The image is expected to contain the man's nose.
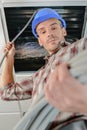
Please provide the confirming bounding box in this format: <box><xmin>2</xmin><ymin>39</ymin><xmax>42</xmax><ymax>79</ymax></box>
<box><xmin>47</xmin><ymin>29</ymin><xmax>53</xmax><ymax>37</ymax></box>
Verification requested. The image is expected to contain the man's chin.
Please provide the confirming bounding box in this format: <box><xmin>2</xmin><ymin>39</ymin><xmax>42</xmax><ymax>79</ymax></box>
<box><xmin>51</xmin><ymin>46</ymin><xmax>59</xmax><ymax>51</ymax></box>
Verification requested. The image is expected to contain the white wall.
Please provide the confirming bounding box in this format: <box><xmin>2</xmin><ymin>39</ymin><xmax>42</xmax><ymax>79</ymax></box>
<box><xmin>0</xmin><ymin>99</ymin><xmax>31</xmax><ymax>130</ymax></box>
<box><xmin>0</xmin><ymin>9</ymin><xmax>6</xmax><ymax>73</ymax></box>
<box><xmin>0</xmin><ymin>72</ymin><xmax>32</xmax><ymax>130</ymax></box>
<box><xmin>0</xmin><ymin>2</ymin><xmax>32</xmax><ymax>130</ymax></box>
<box><xmin>1</xmin><ymin>0</ymin><xmax>87</xmax><ymax>7</ymax></box>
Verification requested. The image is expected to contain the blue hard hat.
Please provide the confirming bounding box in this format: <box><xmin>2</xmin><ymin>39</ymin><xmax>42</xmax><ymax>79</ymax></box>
<box><xmin>32</xmin><ymin>8</ymin><xmax>66</xmax><ymax>38</ymax></box>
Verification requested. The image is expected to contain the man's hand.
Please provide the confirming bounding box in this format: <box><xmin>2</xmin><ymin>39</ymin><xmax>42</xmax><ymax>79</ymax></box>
<box><xmin>45</xmin><ymin>63</ymin><xmax>87</xmax><ymax>115</ymax></box>
<box><xmin>3</xmin><ymin>42</ymin><xmax>15</xmax><ymax>59</ymax></box>
<box><xmin>0</xmin><ymin>42</ymin><xmax>15</xmax><ymax>87</ymax></box>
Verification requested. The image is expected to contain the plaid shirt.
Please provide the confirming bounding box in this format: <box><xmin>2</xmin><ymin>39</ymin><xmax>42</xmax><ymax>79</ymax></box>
<box><xmin>0</xmin><ymin>37</ymin><xmax>87</xmax><ymax>129</ymax></box>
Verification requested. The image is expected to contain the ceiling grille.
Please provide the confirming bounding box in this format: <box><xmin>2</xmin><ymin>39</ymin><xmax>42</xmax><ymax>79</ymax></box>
<box><xmin>4</xmin><ymin>6</ymin><xmax>86</xmax><ymax>72</ymax></box>
<box><xmin>4</xmin><ymin>6</ymin><xmax>85</xmax><ymax>42</ymax></box>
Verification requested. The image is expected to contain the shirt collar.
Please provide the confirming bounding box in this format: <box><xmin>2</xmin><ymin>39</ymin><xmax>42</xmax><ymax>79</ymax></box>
<box><xmin>44</xmin><ymin>40</ymin><xmax>70</xmax><ymax>63</ymax></box>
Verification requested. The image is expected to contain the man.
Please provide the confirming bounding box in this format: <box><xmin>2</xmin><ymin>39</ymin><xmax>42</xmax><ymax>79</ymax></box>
<box><xmin>0</xmin><ymin>8</ymin><xmax>87</xmax><ymax>129</ymax></box>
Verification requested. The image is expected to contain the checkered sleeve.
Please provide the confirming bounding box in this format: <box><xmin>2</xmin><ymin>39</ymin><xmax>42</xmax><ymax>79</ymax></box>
<box><xmin>0</xmin><ymin>76</ymin><xmax>33</xmax><ymax>100</ymax></box>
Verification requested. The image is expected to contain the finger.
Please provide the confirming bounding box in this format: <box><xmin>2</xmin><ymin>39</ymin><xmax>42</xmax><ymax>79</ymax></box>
<box><xmin>45</xmin><ymin>83</ymin><xmax>62</xmax><ymax>110</ymax></box>
<box><xmin>56</xmin><ymin>63</ymin><xmax>71</xmax><ymax>81</ymax></box>
<box><xmin>45</xmin><ymin>84</ymin><xmax>57</xmax><ymax>104</ymax></box>
<box><xmin>6</xmin><ymin>42</ymin><xmax>13</xmax><ymax>50</ymax></box>
<box><xmin>45</xmin><ymin>70</ymin><xmax>61</xmax><ymax>101</ymax></box>
<box><xmin>3</xmin><ymin>42</ymin><xmax>14</xmax><ymax>52</ymax></box>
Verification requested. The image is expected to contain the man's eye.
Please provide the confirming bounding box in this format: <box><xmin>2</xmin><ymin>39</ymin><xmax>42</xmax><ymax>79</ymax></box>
<box><xmin>52</xmin><ymin>27</ymin><xmax>56</xmax><ymax>30</ymax></box>
<box><xmin>41</xmin><ymin>31</ymin><xmax>46</xmax><ymax>34</ymax></box>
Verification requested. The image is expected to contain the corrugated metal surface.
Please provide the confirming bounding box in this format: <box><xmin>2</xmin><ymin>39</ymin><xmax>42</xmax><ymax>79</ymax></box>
<box><xmin>4</xmin><ymin>6</ymin><xmax>85</xmax><ymax>42</ymax></box>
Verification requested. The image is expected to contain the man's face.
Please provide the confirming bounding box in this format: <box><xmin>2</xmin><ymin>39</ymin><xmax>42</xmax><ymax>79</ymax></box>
<box><xmin>36</xmin><ymin>18</ymin><xmax>67</xmax><ymax>55</ymax></box>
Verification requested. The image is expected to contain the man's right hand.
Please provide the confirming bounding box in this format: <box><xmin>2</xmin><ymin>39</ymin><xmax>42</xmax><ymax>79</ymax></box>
<box><xmin>3</xmin><ymin>42</ymin><xmax>15</xmax><ymax>59</ymax></box>
<box><xmin>0</xmin><ymin>42</ymin><xmax>15</xmax><ymax>88</ymax></box>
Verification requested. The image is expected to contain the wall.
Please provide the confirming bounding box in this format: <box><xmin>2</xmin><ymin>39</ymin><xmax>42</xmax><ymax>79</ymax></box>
<box><xmin>0</xmin><ymin>9</ymin><xmax>5</xmax><ymax>73</ymax></box>
<box><xmin>0</xmin><ymin>2</ymin><xmax>32</xmax><ymax>130</ymax></box>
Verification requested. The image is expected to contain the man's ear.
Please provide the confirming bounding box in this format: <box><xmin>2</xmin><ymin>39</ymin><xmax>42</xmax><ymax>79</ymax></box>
<box><xmin>38</xmin><ymin>37</ymin><xmax>43</xmax><ymax>46</ymax></box>
<box><xmin>63</xmin><ymin>28</ymin><xmax>67</xmax><ymax>36</ymax></box>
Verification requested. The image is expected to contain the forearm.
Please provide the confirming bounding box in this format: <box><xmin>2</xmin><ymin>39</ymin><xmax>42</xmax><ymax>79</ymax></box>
<box><xmin>0</xmin><ymin>57</ymin><xmax>14</xmax><ymax>87</ymax></box>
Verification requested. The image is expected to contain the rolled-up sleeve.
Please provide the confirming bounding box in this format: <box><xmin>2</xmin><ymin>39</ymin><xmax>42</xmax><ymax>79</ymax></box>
<box><xmin>0</xmin><ymin>77</ymin><xmax>33</xmax><ymax>100</ymax></box>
